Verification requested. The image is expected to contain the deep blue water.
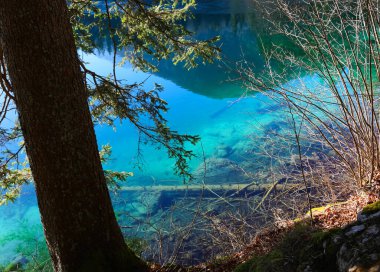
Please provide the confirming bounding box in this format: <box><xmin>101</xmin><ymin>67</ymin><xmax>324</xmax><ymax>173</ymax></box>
<box><xmin>0</xmin><ymin>1</ymin><xmax>320</xmax><ymax>267</ymax></box>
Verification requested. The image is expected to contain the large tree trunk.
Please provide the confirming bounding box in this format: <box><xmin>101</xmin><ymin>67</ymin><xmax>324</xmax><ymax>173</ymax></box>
<box><xmin>0</xmin><ymin>1</ymin><xmax>148</xmax><ymax>271</ymax></box>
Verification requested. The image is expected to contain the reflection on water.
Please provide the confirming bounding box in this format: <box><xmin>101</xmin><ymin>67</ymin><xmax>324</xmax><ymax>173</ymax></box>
<box><xmin>194</xmin><ymin>0</ymin><xmax>257</xmax><ymax>14</ymax></box>
<box><xmin>156</xmin><ymin>13</ymin><xmax>265</xmax><ymax>98</ymax></box>
<box><xmin>94</xmin><ymin>1</ymin><xmax>300</xmax><ymax>99</ymax></box>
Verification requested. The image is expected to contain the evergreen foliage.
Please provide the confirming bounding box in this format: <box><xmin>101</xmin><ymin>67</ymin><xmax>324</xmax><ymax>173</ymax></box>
<box><xmin>0</xmin><ymin>0</ymin><xmax>220</xmax><ymax>204</ymax></box>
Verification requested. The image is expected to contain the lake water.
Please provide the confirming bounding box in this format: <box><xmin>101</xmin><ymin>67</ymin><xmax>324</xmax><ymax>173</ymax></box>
<box><xmin>0</xmin><ymin>1</ymin><xmax>320</xmax><ymax>268</ymax></box>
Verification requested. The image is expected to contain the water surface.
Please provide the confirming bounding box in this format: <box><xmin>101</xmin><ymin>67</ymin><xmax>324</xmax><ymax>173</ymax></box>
<box><xmin>0</xmin><ymin>1</ymin><xmax>314</xmax><ymax>267</ymax></box>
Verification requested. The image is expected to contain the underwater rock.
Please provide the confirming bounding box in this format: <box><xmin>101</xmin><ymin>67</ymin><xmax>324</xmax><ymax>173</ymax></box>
<box><xmin>262</xmin><ymin>120</ymin><xmax>288</xmax><ymax>135</ymax></box>
<box><xmin>154</xmin><ymin>192</ymin><xmax>176</xmax><ymax>212</ymax></box>
<box><xmin>114</xmin><ymin>190</ymin><xmax>161</xmax><ymax>221</ymax></box>
<box><xmin>193</xmin><ymin>157</ymin><xmax>248</xmax><ymax>184</ymax></box>
<box><xmin>256</xmin><ymin>104</ymin><xmax>284</xmax><ymax>114</ymax></box>
<box><xmin>214</xmin><ymin>144</ymin><xmax>235</xmax><ymax>158</ymax></box>
<box><xmin>229</xmin><ymin>140</ymin><xmax>257</xmax><ymax>160</ymax></box>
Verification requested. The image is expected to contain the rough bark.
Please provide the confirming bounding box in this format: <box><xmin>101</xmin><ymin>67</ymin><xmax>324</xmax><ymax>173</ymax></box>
<box><xmin>0</xmin><ymin>1</ymin><xmax>148</xmax><ymax>271</ymax></box>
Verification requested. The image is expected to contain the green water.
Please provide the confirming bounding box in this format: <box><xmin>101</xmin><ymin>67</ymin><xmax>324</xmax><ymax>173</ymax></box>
<box><xmin>0</xmin><ymin>1</ymin><xmax>320</xmax><ymax>268</ymax></box>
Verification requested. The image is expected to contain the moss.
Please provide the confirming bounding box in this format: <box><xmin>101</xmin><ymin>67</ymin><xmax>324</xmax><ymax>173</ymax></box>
<box><xmin>305</xmin><ymin>202</ymin><xmax>346</xmax><ymax>217</ymax></box>
<box><xmin>234</xmin><ymin>250</ymin><xmax>283</xmax><ymax>272</ymax></box>
<box><xmin>309</xmin><ymin>205</ymin><xmax>331</xmax><ymax>213</ymax></box>
<box><xmin>362</xmin><ymin>200</ymin><xmax>380</xmax><ymax>215</ymax></box>
<box><xmin>310</xmin><ymin>227</ymin><xmax>342</xmax><ymax>244</ymax></box>
<box><xmin>234</xmin><ymin>259</ymin><xmax>256</xmax><ymax>272</ymax></box>
<box><xmin>234</xmin><ymin>223</ymin><xmax>341</xmax><ymax>272</ymax></box>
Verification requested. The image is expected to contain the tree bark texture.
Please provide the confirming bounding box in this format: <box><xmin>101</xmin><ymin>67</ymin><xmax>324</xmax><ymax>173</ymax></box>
<box><xmin>0</xmin><ymin>1</ymin><xmax>148</xmax><ymax>271</ymax></box>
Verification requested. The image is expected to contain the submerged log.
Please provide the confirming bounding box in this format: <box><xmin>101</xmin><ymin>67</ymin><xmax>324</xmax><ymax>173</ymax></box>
<box><xmin>119</xmin><ymin>182</ymin><xmax>298</xmax><ymax>194</ymax></box>
<box><xmin>119</xmin><ymin>182</ymin><xmax>301</xmax><ymax>214</ymax></box>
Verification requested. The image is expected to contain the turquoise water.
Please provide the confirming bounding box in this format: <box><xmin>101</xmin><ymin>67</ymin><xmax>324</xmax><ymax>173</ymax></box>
<box><xmin>0</xmin><ymin>1</ymin><xmax>321</xmax><ymax>267</ymax></box>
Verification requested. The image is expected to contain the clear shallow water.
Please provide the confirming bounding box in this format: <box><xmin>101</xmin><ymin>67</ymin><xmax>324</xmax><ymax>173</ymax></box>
<box><xmin>0</xmin><ymin>1</ymin><xmax>319</xmax><ymax>267</ymax></box>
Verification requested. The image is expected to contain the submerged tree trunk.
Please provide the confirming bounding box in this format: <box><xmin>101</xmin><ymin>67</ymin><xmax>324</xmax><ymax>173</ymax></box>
<box><xmin>0</xmin><ymin>1</ymin><xmax>147</xmax><ymax>271</ymax></box>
